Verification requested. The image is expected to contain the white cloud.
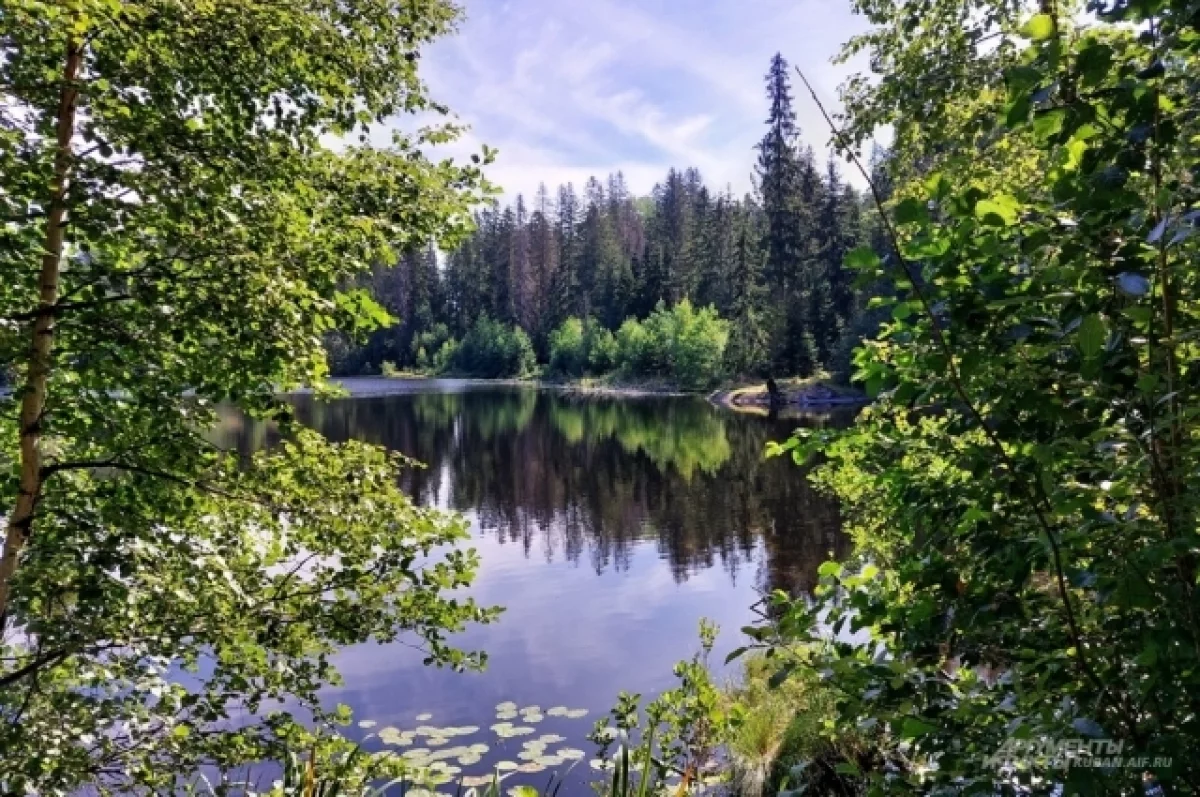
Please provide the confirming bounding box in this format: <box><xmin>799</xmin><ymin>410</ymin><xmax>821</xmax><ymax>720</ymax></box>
<box><xmin>402</xmin><ymin>0</ymin><xmax>878</xmax><ymax>200</ymax></box>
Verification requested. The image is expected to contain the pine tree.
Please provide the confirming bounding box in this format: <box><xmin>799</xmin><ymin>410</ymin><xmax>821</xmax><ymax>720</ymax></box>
<box><xmin>528</xmin><ymin>183</ymin><xmax>558</xmax><ymax>349</ymax></box>
<box><xmin>512</xmin><ymin>194</ymin><xmax>533</xmax><ymax>332</ymax></box>
<box><xmin>553</xmin><ymin>183</ymin><xmax>581</xmax><ymax>325</ymax></box>
<box><xmin>756</xmin><ymin>54</ymin><xmax>803</xmax><ymax>292</ymax></box>
<box><xmin>726</xmin><ymin>222</ymin><xmax>769</xmax><ymax>375</ymax></box>
<box><xmin>755</xmin><ymin>53</ymin><xmax>810</xmax><ymax>374</ymax></box>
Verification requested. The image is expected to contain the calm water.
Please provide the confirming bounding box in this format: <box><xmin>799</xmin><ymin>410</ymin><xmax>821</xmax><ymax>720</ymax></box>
<box><xmin>217</xmin><ymin>378</ymin><xmax>849</xmax><ymax>791</ymax></box>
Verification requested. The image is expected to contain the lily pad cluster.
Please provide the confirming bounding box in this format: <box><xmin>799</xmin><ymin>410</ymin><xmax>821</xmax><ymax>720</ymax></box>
<box><xmin>362</xmin><ymin>704</ymin><xmax>593</xmax><ymax>790</ymax></box>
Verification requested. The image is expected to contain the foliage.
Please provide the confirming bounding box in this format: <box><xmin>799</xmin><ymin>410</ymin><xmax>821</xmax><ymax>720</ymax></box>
<box><xmin>548</xmin><ymin>317</ymin><xmax>625</xmax><ymax>377</ymax></box>
<box><xmin>588</xmin><ymin>325</ymin><xmax>620</xmax><ymax>374</ymax></box>
<box><xmin>724</xmin><ymin>653</ymin><xmax>887</xmax><ymax>797</ymax></box>
<box><xmin>615</xmin><ymin>301</ymin><xmax>730</xmax><ymax>389</ymax></box>
<box><xmin>413</xmin><ymin>322</ymin><xmax>456</xmax><ymax>373</ymax></box>
<box><xmin>753</xmin><ymin>0</ymin><xmax>1200</xmax><ymax>793</ymax></box>
<box><xmin>0</xmin><ymin>0</ymin><xmax>496</xmax><ymax>790</ymax></box>
<box><xmin>548</xmin><ymin>317</ymin><xmax>588</xmax><ymax>375</ymax></box>
<box><xmin>330</xmin><ymin>61</ymin><xmax>882</xmax><ymax>382</ymax></box>
<box><xmin>452</xmin><ymin>317</ymin><xmax>537</xmax><ymax>378</ymax></box>
<box><xmin>590</xmin><ymin>621</ymin><xmax>739</xmax><ymax>795</ymax></box>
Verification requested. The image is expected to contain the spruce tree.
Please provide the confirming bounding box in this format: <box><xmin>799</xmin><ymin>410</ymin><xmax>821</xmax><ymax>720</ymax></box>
<box><xmin>726</xmin><ymin>222</ymin><xmax>769</xmax><ymax>376</ymax></box>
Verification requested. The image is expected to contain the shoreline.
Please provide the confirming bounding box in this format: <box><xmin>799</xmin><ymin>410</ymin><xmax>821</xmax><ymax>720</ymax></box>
<box><xmin>315</xmin><ymin>374</ymin><xmax>870</xmax><ymax>412</ymax></box>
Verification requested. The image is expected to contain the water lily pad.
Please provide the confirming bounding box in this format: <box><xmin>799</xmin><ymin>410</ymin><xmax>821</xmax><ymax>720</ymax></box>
<box><xmin>468</xmin><ymin>743</ymin><xmax>489</xmax><ymax>754</ymax></box>
<box><xmin>534</xmin><ymin>755</ymin><xmax>563</xmax><ymax>766</ymax></box>
<box><xmin>416</xmin><ymin>713</ymin><xmax>433</xmax><ymax>721</ymax></box>
<box><xmin>495</xmin><ymin>710</ymin><xmax>519</xmax><ymax>720</ymax></box>
<box><xmin>427</xmin><ymin>737</ymin><xmax>449</xmax><ymax>747</ymax></box>
<box><xmin>406</xmin><ymin>789</ymin><xmax>438</xmax><ymax>797</ymax></box>
<box><xmin>537</xmin><ymin>734</ymin><xmax>566</xmax><ymax>744</ymax></box>
<box><xmin>457</xmin><ymin>753</ymin><xmax>482</xmax><ymax>766</ymax></box>
<box><xmin>358</xmin><ymin>720</ymin><xmax>378</xmax><ymax>729</ymax></box>
<box><xmin>517</xmin><ymin>751</ymin><xmax>539</xmax><ymax>761</ymax></box>
<box><xmin>546</xmin><ymin>706</ymin><xmax>569</xmax><ymax>717</ymax></box>
<box><xmin>589</xmin><ymin>759</ymin><xmax>613</xmax><ymax>771</ymax></box>
<box><xmin>516</xmin><ymin>762</ymin><xmax>546</xmax><ymax>774</ymax></box>
<box><xmin>557</xmin><ymin>748</ymin><xmax>585</xmax><ymax>761</ymax></box>
<box><xmin>403</xmin><ymin>748</ymin><xmax>431</xmax><ymax>758</ymax></box>
<box><xmin>564</xmin><ymin>709</ymin><xmax>588</xmax><ymax>719</ymax></box>
<box><xmin>523</xmin><ymin>713</ymin><xmax>545</xmax><ymax>723</ymax></box>
<box><xmin>521</xmin><ymin>740</ymin><xmax>546</xmax><ymax>752</ymax></box>
<box><xmin>415</xmin><ymin>726</ymin><xmax>441</xmax><ymax>736</ymax></box>
<box><xmin>453</xmin><ymin>725</ymin><xmax>480</xmax><ymax>736</ymax></box>
<box><xmin>429</xmin><ymin>747</ymin><xmax>468</xmax><ymax>762</ymax></box>
<box><xmin>379</xmin><ymin>727</ymin><xmax>405</xmax><ymax>744</ymax></box>
<box><xmin>495</xmin><ymin>761</ymin><xmax>519</xmax><ymax>772</ymax></box>
<box><xmin>490</xmin><ymin>722</ymin><xmax>513</xmax><ymax>733</ymax></box>
<box><xmin>495</xmin><ymin>701</ymin><xmax>517</xmax><ymax>712</ymax></box>
<box><xmin>462</xmin><ymin>775</ymin><xmax>494</xmax><ymax>788</ymax></box>
<box><xmin>519</xmin><ymin>705</ymin><xmax>541</xmax><ymax>715</ymax></box>
<box><xmin>507</xmin><ymin>726</ymin><xmax>535</xmax><ymax>737</ymax></box>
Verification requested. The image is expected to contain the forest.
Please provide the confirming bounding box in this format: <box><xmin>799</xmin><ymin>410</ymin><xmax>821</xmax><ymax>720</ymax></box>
<box><xmin>328</xmin><ymin>55</ymin><xmax>887</xmax><ymax>385</ymax></box>
<box><xmin>3</xmin><ymin>0</ymin><xmax>1199</xmax><ymax>794</ymax></box>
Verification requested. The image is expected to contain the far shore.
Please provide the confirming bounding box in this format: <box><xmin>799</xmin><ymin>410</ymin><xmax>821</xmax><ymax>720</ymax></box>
<box><xmin>299</xmin><ymin>373</ymin><xmax>870</xmax><ymax>413</ymax></box>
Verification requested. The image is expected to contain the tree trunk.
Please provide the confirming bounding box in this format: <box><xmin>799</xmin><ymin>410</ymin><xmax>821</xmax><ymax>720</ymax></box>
<box><xmin>0</xmin><ymin>41</ymin><xmax>82</xmax><ymax>633</ymax></box>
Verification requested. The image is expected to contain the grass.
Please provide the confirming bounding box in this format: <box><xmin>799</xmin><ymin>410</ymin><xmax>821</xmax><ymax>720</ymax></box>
<box><xmin>723</xmin><ymin>654</ymin><xmax>877</xmax><ymax>797</ymax></box>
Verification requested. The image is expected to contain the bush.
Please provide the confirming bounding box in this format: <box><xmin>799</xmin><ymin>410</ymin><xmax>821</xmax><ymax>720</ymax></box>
<box><xmin>615</xmin><ymin>317</ymin><xmax>653</xmax><ymax>375</ymax></box>
<box><xmin>668</xmin><ymin>300</ymin><xmax>729</xmax><ymax>388</ymax></box>
<box><xmin>614</xmin><ymin>300</ymin><xmax>729</xmax><ymax>388</ymax></box>
<box><xmin>411</xmin><ymin>322</ymin><xmax>454</xmax><ymax>373</ymax></box>
<box><xmin>587</xmin><ymin>325</ymin><xmax>619</xmax><ymax>374</ymax></box>
<box><xmin>452</xmin><ymin>317</ymin><xmax>536</xmax><ymax>378</ymax></box>
<box><xmin>432</xmin><ymin>338</ymin><xmax>459</xmax><ymax>373</ymax></box>
<box><xmin>380</xmin><ymin>360</ymin><xmax>400</xmax><ymax>377</ymax></box>
<box><xmin>548</xmin><ymin>317</ymin><xmax>621</xmax><ymax>376</ymax></box>
<box><xmin>548</xmin><ymin>317</ymin><xmax>587</xmax><ymax>375</ymax></box>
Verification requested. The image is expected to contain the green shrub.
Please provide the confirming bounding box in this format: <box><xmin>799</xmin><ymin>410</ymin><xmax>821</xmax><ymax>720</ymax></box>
<box><xmin>548</xmin><ymin>317</ymin><xmax>622</xmax><ymax>376</ymax></box>
<box><xmin>614</xmin><ymin>301</ymin><xmax>729</xmax><ymax>388</ymax></box>
<box><xmin>587</xmin><ymin>325</ymin><xmax>619</xmax><ymax>374</ymax></box>
<box><xmin>615</xmin><ymin>317</ymin><xmax>653</xmax><ymax>375</ymax></box>
<box><xmin>380</xmin><ymin>360</ymin><xmax>400</xmax><ymax>377</ymax></box>
<box><xmin>666</xmin><ymin>300</ymin><xmax>729</xmax><ymax>388</ymax></box>
<box><xmin>548</xmin><ymin>317</ymin><xmax>588</xmax><ymax>375</ymax></box>
<box><xmin>432</xmin><ymin>338</ymin><xmax>459</xmax><ymax>373</ymax></box>
<box><xmin>453</xmin><ymin>317</ymin><xmax>536</xmax><ymax>378</ymax></box>
<box><xmin>412</xmin><ymin>322</ymin><xmax>454</xmax><ymax>373</ymax></box>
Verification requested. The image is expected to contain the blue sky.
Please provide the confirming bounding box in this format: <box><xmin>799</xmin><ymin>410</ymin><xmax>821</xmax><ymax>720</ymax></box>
<box><xmin>413</xmin><ymin>0</ymin><xmax>873</xmax><ymax>200</ymax></box>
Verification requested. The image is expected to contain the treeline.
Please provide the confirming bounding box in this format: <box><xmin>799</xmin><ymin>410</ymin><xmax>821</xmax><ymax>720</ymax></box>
<box><xmin>328</xmin><ymin>54</ymin><xmax>889</xmax><ymax>383</ymax></box>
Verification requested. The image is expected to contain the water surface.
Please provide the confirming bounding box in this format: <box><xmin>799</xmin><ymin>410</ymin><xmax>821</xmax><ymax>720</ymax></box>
<box><xmin>218</xmin><ymin>379</ymin><xmax>849</xmax><ymax>790</ymax></box>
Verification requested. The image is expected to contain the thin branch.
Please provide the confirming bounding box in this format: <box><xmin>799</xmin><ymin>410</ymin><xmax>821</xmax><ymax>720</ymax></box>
<box><xmin>795</xmin><ymin>65</ymin><xmax>1106</xmax><ymax>698</ymax></box>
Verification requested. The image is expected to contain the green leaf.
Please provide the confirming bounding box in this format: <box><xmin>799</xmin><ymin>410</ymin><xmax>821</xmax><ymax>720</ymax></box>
<box><xmin>894</xmin><ymin>197</ymin><xmax>930</xmax><ymax>226</ymax></box>
<box><xmin>1077</xmin><ymin>314</ymin><xmax>1107</xmax><ymax>358</ymax></box>
<box><xmin>899</xmin><ymin>717</ymin><xmax>937</xmax><ymax>739</ymax></box>
<box><xmin>1031</xmin><ymin>108</ymin><xmax>1067</xmax><ymax>140</ymax></box>
<box><xmin>818</xmin><ymin>561</ymin><xmax>843</xmax><ymax>579</ymax></box>
<box><xmin>975</xmin><ymin>195</ymin><xmax>1020</xmax><ymax>227</ymax></box>
<box><xmin>846</xmin><ymin>246</ymin><xmax>882</xmax><ymax>271</ymax></box>
<box><xmin>1022</xmin><ymin>13</ymin><xmax>1056</xmax><ymax>41</ymax></box>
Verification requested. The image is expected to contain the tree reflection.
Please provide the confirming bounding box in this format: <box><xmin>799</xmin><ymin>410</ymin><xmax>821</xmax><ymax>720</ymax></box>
<box><xmin>214</xmin><ymin>386</ymin><xmax>849</xmax><ymax>594</ymax></box>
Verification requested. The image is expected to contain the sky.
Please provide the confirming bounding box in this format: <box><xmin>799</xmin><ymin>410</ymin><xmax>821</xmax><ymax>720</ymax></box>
<box><xmin>406</xmin><ymin>0</ymin><xmax>875</xmax><ymax>201</ymax></box>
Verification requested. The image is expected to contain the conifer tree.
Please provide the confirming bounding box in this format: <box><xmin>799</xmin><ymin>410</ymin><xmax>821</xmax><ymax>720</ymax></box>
<box><xmin>726</xmin><ymin>223</ymin><xmax>769</xmax><ymax>376</ymax></box>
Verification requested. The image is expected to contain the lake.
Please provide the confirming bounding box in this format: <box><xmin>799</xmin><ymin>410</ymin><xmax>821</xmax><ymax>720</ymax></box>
<box><xmin>216</xmin><ymin>378</ymin><xmax>849</xmax><ymax>792</ymax></box>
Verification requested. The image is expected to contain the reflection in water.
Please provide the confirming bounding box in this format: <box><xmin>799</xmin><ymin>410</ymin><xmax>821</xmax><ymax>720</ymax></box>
<box><xmin>218</xmin><ymin>382</ymin><xmax>849</xmax><ymax>594</ymax></box>
<box><xmin>214</xmin><ymin>381</ymin><xmax>850</xmax><ymax>792</ymax></box>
